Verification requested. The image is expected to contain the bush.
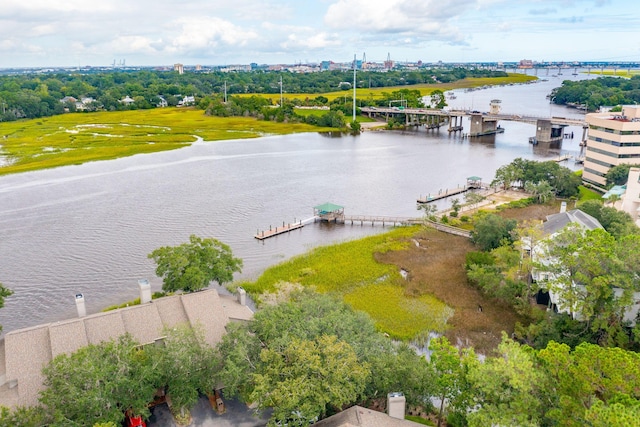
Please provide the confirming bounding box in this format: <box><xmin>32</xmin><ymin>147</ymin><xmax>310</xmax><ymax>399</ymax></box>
<box><xmin>460</xmin><ymin>215</ymin><xmax>470</xmax><ymax>222</ymax></box>
<box><xmin>440</xmin><ymin>215</ymin><xmax>449</xmax><ymax>224</ymax></box>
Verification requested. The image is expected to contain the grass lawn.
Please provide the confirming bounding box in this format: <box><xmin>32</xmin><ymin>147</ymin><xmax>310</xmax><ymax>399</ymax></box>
<box><xmin>0</xmin><ymin>108</ymin><xmax>333</xmax><ymax>176</ymax></box>
<box><xmin>578</xmin><ymin>185</ymin><xmax>603</xmax><ymax>202</ymax></box>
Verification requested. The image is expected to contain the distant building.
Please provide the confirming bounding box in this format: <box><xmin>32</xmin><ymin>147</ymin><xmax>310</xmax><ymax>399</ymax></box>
<box><xmin>119</xmin><ymin>95</ymin><xmax>135</xmax><ymax>105</ymax></box>
<box><xmin>173</xmin><ymin>63</ymin><xmax>184</xmax><ymax>74</ymax></box>
<box><xmin>583</xmin><ymin>105</ymin><xmax>640</xmax><ymax>191</ymax></box>
<box><xmin>518</xmin><ymin>59</ymin><xmax>534</xmax><ymax>69</ymax></box>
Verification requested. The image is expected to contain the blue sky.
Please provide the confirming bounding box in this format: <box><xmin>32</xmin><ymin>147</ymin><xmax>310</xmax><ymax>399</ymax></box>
<box><xmin>1</xmin><ymin>0</ymin><xmax>637</xmax><ymax>68</ymax></box>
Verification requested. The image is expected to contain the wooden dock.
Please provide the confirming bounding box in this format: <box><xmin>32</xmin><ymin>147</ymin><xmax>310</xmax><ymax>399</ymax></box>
<box><xmin>254</xmin><ymin>220</ymin><xmax>305</xmax><ymax>240</ymax></box>
<box><xmin>417</xmin><ymin>182</ymin><xmax>489</xmax><ymax>204</ymax></box>
<box><xmin>552</xmin><ymin>154</ymin><xmax>571</xmax><ymax>163</ymax></box>
<box><xmin>343</xmin><ymin>215</ymin><xmax>420</xmax><ymax>226</ymax></box>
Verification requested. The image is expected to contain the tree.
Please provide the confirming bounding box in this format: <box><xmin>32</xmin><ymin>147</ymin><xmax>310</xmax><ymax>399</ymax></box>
<box><xmin>430</xmin><ymin>89</ymin><xmax>447</xmax><ymax>109</ymax></box>
<box><xmin>429</xmin><ymin>337</ymin><xmax>472</xmax><ymax>427</ymax></box>
<box><xmin>465</xmin><ymin>334</ymin><xmax>549</xmax><ymax>427</ymax></box>
<box><xmin>470</xmin><ymin>213</ymin><xmax>517</xmax><ymax>251</ymax></box>
<box><xmin>152</xmin><ymin>324</ymin><xmax>218</xmax><ymax>421</ymax></box>
<box><xmin>250</xmin><ymin>335</ymin><xmax>369</xmax><ymax>426</ymax></box>
<box><xmin>0</xmin><ymin>282</ymin><xmax>13</xmax><ymax>333</ymax></box>
<box><xmin>605</xmin><ymin>163</ymin><xmax>640</xmax><ymax>187</ymax></box>
<box><xmin>450</xmin><ymin>198</ymin><xmax>461</xmax><ymax>217</ymax></box>
<box><xmin>148</xmin><ymin>235</ymin><xmax>242</xmax><ymax>293</ymax></box>
<box><xmin>216</xmin><ymin>291</ymin><xmax>430</xmax><ymax>424</ymax></box>
<box><xmin>538</xmin><ymin>341</ymin><xmax>640</xmax><ymax>426</ymax></box>
<box><xmin>541</xmin><ymin>227</ymin><xmax>640</xmax><ymax>346</ymax></box>
<box><xmin>40</xmin><ymin>335</ymin><xmax>159</xmax><ymax>426</ymax></box>
<box><xmin>349</xmin><ymin>119</ymin><xmax>361</xmax><ymax>133</ymax></box>
<box><xmin>524</xmin><ymin>180</ymin><xmax>553</xmax><ymax>204</ymax></box>
<box><xmin>464</xmin><ymin>191</ymin><xmax>485</xmax><ymax>211</ymax></box>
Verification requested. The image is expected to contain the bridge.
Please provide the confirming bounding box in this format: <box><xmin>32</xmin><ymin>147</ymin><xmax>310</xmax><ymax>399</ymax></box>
<box><xmin>360</xmin><ymin>107</ymin><xmax>587</xmax><ymax>142</ymax></box>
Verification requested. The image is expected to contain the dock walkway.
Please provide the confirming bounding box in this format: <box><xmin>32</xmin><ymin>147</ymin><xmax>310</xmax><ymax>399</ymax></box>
<box><xmin>417</xmin><ymin>182</ymin><xmax>491</xmax><ymax>204</ymax></box>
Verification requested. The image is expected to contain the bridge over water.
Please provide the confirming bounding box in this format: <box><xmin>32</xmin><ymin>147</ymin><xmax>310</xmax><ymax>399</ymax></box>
<box><xmin>360</xmin><ymin>107</ymin><xmax>587</xmax><ymax>142</ymax></box>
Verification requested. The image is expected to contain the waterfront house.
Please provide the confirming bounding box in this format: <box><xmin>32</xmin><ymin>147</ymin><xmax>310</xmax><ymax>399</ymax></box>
<box><xmin>0</xmin><ymin>285</ymin><xmax>252</xmax><ymax>408</ymax></box>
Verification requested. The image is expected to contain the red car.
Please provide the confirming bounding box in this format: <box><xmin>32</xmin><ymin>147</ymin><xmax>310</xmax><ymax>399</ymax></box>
<box><xmin>125</xmin><ymin>414</ymin><xmax>146</xmax><ymax>427</ymax></box>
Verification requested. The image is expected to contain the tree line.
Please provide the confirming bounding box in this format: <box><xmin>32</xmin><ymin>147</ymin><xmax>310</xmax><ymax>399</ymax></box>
<box><xmin>550</xmin><ymin>75</ymin><xmax>640</xmax><ymax>111</ymax></box>
<box><xmin>2</xmin><ymin>290</ymin><xmax>639</xmax><ymax>427</ymax></box>
<box><xmin>0</xmin><ymin>68</ymin><xmax>506</xmax><ymax>122</ymax></box>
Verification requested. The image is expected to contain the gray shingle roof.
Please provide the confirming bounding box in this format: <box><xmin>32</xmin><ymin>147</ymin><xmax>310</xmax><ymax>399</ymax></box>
<box><xmin>313</xmin><ymin>406</ymin><xmax>424</xmax><ymax>427</ymax></box>
<box><xmin>0</xmin><ymin>288</ymin><xmax>252</xmax><ymax>408</ymax></box>
<box><xmin>542</xmin><ymin>209</ymin><xmax>604</xmax><ymax>235</ymax></box>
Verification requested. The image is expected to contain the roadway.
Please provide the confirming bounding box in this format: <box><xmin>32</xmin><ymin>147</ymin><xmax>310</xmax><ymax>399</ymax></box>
<box><xmin>360</xmin><ymin>107</ymin><xmax>586</xmax><ymax>127</ymax></box>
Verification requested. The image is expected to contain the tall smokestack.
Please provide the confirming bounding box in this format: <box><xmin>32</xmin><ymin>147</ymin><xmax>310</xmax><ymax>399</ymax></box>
<box><xmin>75</xmin><ymin>293</ymin><xmax>86</xmax><ymax>318</ymax></box>
<box><xmin>138</xmin><ymin>279</ymin><xmax>151</xmax><ymax>304</ymax></box>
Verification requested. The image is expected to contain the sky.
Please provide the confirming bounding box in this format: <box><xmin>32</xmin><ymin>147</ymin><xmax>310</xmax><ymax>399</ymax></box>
<box><xmin>1</xmin><ymin>0</ymin><xmax>638</xmax><ymax>68</ymax></box>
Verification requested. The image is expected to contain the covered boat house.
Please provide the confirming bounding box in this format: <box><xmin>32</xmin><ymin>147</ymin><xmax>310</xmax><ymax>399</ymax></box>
<box><xmin>314</xmin><ymin>202</ymin><xmax>345</xmax><ymax>223</ymax></box>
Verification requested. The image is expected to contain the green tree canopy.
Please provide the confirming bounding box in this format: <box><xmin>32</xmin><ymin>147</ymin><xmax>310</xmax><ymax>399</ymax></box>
<box><xmin>148</xmin><ymin>235</ymin><xmax>242</xmax><ymax>293</ymax></box>
<box><xmin>0</xmin><ymin>281</ymin><xmax>13</xmax><ymax>333</ymax></box>
<box><xmin>39</xmin><ymin>335</ymin><xmax>159</xmax><ymax>426</ymax></box>
<box><xmin>470</xmin><ymin>213</ymin><xmax>517</xmax><ymax>251</ymax></box>
<box><xmin>605</xmin><ymin>163</ymin><xmax>640</xmax><ymax>187</ymax></box>
<box><xmin>216</xmin><ymin>290</ymin><xmax>431</xmax><ymax>424</ymax></box>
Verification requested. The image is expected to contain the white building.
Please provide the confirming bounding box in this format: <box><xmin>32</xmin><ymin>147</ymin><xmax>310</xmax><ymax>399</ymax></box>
<box><xmin>530</xmin><ymin>206</ymin><xmax>640</xmax><ymax>324</ymax></box>
<box><xmin>583</xmin><ymin>105</ymin><xmax>640</xmax><ymax>191</ymax></box>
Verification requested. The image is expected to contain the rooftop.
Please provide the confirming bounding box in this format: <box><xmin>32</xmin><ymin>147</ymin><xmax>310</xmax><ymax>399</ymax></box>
<box><xmin>0</xmin><ymin>288</ymin><xmax>252</xmax><ymax>408</ymax></box>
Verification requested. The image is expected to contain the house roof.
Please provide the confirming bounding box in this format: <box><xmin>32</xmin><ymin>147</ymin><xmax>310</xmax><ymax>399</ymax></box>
<box><xmin>313</xmin><ymin>406</ymin><xmax>424</xmax><ymax>427</ymax></box>
<box><xmin>0</xmin><ymin>288</ymin><xmax>252</xmax><ymax>408</ymax></box>
<box><xmin>542</xmin><ymin>209</ymin><xmax>604</xmax><ymax>235</ymax></box>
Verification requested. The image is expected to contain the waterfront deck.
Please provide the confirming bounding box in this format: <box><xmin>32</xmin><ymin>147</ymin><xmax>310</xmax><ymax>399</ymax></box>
<box><xmin>255</xmin><ymin>219</ymin><xmax>310</xmax><ymax>240</ymax></box>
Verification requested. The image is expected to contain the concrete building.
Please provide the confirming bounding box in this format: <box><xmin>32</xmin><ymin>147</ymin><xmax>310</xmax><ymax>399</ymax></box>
<box><xmin>582</xmin><ymin>105</ymin><xmax>640</xmax><ymax>191</ymax></box>
<box><xmin>173</xmin><ymin>63</ymin><xmax>184</xmax><ymax>74</ymax></box>
<box><xmin>0</xmin><ymin>286</ymin><xmax>252</xmax><ymax>408</ymax></box>
<box><xmin>619</xmin><ymin>167</ymin><xmax>640</xmax><ymax>226</ymax></box>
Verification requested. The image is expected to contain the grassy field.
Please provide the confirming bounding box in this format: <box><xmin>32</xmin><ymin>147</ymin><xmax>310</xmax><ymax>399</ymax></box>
<box><xmin>0</xmin><ymin>108</ymin><xmax>333</xmax><ymax>176</ymax></box>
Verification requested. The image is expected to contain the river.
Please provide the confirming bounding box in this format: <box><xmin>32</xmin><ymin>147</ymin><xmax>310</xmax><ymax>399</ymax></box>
<box><xmin>0</xmin><ymin>71</ymin><xmax>590</xmax><ymax>333</ymax></box>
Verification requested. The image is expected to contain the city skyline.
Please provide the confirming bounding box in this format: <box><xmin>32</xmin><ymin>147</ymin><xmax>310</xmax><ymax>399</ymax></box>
<box><xmin>1</xmin><ymin>0</ymin><xmax>638</xmax><ymax>68</ymax></box>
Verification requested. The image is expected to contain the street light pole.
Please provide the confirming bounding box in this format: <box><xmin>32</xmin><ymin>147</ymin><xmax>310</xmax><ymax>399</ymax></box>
<box><xmin>352</xmin><ymin>54</ymin><xmax>356</xmax><ymax>122</ymax></box>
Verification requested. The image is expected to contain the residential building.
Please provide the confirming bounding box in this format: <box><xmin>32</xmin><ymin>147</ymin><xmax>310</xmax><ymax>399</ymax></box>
<box><xmin>582</xmin><ymin>105</ymin><xmax>640</xmax><ymax>191</ymax></box>
<box><xmin>530</xmin><ymin>207</ymin><xmax>640</xmax><ymax>324</ymax></box>
<box><xmin>173</xmin><ymin>63</ymin><xmax>184</xmax><ymax>74</ymax></box>
<box><xmin>0</xmin><ymin>286</ymin><xmax>252</xmax><ymax>408</ymax></box>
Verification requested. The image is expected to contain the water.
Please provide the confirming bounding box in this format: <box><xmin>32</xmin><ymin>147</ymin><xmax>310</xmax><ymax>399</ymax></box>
<box><xmin>0</xmin><ymin>71</ymin><xmax>590</xmax><ymax>333</ymax></box>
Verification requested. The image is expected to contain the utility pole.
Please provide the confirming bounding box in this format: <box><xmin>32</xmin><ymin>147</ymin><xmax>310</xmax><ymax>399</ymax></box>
<box><xmin>352</xmin><ymin>54</ymin><xmax>357</xmax><ymax>122</ymax></box>
<box><xmin>224</xmin><ymin>81</ymin><xmax>227</xmax><ymax>103</ymax></box>
<box><xmin>279</xmin><ymin>75</ymin><xmax>283</xmax><ymax>108</ymax></box>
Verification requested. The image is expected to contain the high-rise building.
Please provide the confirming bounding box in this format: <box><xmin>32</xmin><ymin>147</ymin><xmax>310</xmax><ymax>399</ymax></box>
<box><xmin>582</xmin><ymin>105</ymin><xmax>640</xmax><ymax>191</ymax></box>
<box><xmin>173</xmin><ymin>63</ymin><xmax>184</xmax><ymax>74</ymax></box>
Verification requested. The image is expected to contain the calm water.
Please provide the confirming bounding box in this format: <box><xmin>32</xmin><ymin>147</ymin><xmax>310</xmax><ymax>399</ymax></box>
<box><xmin>0</xmin><ymin>72</ymin><xmax>589</xmax><ymax>333</ymax></box>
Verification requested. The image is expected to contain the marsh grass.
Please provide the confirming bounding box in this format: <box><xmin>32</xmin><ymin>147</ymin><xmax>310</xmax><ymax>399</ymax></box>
<box><xmin>0</xmin><ymin>108</ymin><xmax>333</xmax><ymax>176</ymax></box>
<box><xmin>240</xmin><ymin>226</ymin><xmax>452</xmax><ymax>339</ymax></box>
